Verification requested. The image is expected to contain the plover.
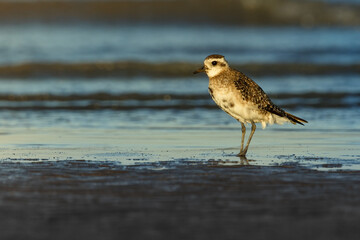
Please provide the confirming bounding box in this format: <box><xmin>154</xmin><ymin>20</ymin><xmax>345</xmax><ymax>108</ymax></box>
<box><xmin>194</xmin><ymin>54</ymin><xmax>307</xmax><ymax>156</ymax></box>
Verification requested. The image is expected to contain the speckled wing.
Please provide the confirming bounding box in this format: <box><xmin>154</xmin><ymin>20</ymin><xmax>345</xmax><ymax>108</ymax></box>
<box><xmin>233</xmin><ymin>71</ymin><xmax>286</xmax><ymax>118</ymax></box>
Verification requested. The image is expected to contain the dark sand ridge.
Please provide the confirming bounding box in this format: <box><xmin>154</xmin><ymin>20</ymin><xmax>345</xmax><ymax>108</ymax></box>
<box><xmin>0</xmin><ymin>61</ymin><xmax>360</xmax><ymax>78</ymax></box>
<box><xmin>0</xmin><ymin>0</ymin><xmax>360</xmax><ymax>26</ymax></box>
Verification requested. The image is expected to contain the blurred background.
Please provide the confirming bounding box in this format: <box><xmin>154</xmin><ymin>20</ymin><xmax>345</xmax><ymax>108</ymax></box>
<box><xmin>0</xmin><ymin>0</ymin><xmax>359</xmax><ymax>156</ymax></box>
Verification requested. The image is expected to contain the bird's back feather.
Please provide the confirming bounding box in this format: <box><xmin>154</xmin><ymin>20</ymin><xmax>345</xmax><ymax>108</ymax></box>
<box><xmin>233</xmin><ymin>70</ymin><xmax>307</xmax><ymax>125</ymax></box>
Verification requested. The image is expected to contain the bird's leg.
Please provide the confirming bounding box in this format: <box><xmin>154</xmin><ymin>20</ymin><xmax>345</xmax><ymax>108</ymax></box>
<box><xmin>239</xmin><ymin>122</ymin><xmax>256</xmax><ymax>156</ymax></box>
<box><xmin>240</xmin><ymin>123</ymin><xmax>246</xmax><ymax>153</ymax></box>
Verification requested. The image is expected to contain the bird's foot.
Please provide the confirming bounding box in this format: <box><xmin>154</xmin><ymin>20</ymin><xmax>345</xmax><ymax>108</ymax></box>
<box><xmin>237</xmin><ymin>151</ymin><xmax>247</xmax><ymax>157</ymax></box>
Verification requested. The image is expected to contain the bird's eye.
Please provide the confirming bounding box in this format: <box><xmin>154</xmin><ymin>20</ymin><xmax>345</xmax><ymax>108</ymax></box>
<box><xmin>212</xmin><ymin>61</ymin><xmax>217</xmax><ymax>66</ymax></box>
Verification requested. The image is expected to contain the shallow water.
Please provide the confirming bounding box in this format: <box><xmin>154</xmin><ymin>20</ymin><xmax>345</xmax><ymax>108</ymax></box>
<box><xmin>0</xmin><ymin>122</ymin><xmax>359</xmax><ymax>171</ymax></box>
<box><xmin>0</xmin><ymin>23</ymin><xmax>359</xmax><ymax>172</ymax></box>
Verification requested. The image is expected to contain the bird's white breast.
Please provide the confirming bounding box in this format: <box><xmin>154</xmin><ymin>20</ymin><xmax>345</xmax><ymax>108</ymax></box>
<box><xmin>209</xmin><ymin>86</ymin><xmax>281</xmax><ymax>128</ymax></box>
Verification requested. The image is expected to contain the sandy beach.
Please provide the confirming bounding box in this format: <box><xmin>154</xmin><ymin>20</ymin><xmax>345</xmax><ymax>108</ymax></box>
<box><xmin>1</xmin><ymin>126</ymin><xmax>360</xmax><ymax>240</ymax></box>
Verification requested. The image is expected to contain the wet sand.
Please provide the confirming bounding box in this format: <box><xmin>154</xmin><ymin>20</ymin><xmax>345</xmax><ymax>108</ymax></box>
<box><xmin>1</xmin><ymin>127</ymin><xmax>359</xmax><ymax>239</ymax></box>
<box><xmin>1</xmin><ymin>160</ymin><xmax>360</xmax><ymax>240</ymax></box>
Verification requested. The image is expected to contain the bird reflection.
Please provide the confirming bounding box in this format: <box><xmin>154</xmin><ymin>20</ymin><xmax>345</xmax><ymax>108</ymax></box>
<box><xmin>238</xmin><ymin>155</ymin><xmax>250</xmax><ymax>165</ymax></box>
<box><xmin>208</xmin><ymin>155</ymin><xmax>251</xmax><ymax>166</ymax></box>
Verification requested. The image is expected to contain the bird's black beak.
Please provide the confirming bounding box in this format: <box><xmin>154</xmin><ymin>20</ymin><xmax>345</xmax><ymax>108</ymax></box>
<box><xmin>193</xmin><ymin>66</ymin><xmax>205</xmax><ymax>74</ymax></box>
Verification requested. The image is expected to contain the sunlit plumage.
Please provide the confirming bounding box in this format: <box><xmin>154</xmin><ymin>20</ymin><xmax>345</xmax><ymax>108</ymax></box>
<box><xmin>194</xmin><ymin>54</ymin><xmax>307</xmax><ymax>156</ymax></box>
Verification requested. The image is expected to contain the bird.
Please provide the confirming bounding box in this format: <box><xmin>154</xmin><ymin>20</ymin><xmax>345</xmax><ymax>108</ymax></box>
<box><xmin>194</xmin><ymin>54</ymin><xmax>307</xmax><ymax>157</ymax></box>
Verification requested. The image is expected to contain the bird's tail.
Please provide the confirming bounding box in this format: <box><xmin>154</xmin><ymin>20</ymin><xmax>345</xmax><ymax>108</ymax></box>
<box><xmin>285</xmin><ymin>112</ymin><xmax>308</xmax><ymax>125</ymax></box>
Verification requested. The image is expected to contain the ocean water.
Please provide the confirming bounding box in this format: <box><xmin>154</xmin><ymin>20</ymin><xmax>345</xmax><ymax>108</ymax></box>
<box><xmin>0</xmin><ymin>23</ymin><xmax>359</xmax><ymax>170</ymax></box>
<box><xmin>1</xmin><ymin>24</ymin><xmax>360</xmax><ymax>64</ymax></box>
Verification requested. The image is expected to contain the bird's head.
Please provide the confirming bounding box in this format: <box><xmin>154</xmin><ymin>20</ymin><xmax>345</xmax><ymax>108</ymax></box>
<box><xmin>193</xmin><ymin>54</ymin><xmax>229</xmax><ymax>77</ymax></box>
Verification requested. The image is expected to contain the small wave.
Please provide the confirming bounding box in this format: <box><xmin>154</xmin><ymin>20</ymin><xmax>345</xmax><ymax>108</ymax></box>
<box><xmin>0</xmin><ymin>62</ymin><xmax>359</xmax><ymax>78</ymax></box>
<box><xmin>0</xmin><ymin>92</ymin><xmax>358</xmax><ymax>101</ymax></box>
<box><xmin>0</xmin><ymin>92</ymin><xmax>358</xmax><ymax>110</ymax></box>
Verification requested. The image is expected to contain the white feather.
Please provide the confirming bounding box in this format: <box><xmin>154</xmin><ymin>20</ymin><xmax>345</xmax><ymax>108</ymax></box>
<box><xmin>206</xmin><ymin>67</ymin><xmax>224</xmax><ymax>78</ymax></box>
<box><xmin>210</xmin><ymin>89</ymin><xmax>291</xmax><ymax>129</ymax></box>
